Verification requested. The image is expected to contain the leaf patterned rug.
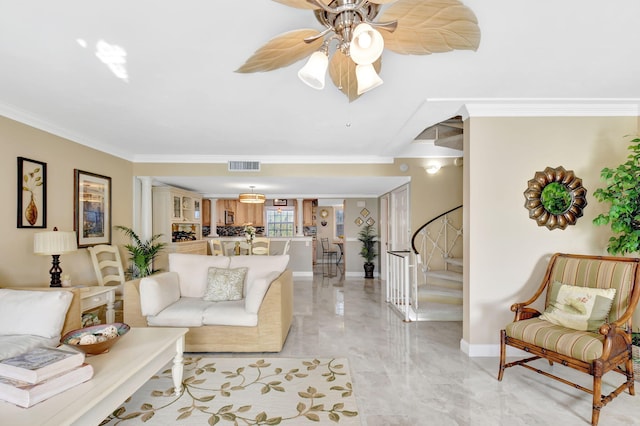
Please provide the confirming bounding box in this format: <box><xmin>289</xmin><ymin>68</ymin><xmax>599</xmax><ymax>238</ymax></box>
<box><xmin>101</xmin><ymin>357</ymin><xmax>359</xmax><ymax>425</ymax></box>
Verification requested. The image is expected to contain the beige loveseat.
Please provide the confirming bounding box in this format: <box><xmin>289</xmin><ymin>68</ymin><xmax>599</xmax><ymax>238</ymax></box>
<box><xmin>124</xmin><ymin>253</ymin><xmax>293</xmax><ymax>352</ymax></box>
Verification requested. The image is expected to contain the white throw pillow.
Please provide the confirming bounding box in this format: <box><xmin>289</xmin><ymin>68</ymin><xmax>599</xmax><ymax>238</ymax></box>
<box><xmin>0</xmin><ymin>289</ymin><xmax>73</xmax><ymax>339</ymax></box>
<box><xmin>169</xmin><ymin>253</ymin><xmax>231</xmax><ymax>297</ymax></box>
<box><xmin>540</xmin><ymin>282</ymin><xmax>616</xmax><ymax>331</ymax></box>
<box><xmin>203</xmin><ymin>267</ymin><xmax>247</xmax><ymax>302</ymax></box>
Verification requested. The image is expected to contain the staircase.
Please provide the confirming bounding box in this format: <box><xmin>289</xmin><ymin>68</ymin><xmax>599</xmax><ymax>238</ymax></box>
<box><xmin>386</xmin><ymin>206</ymin><xmax>463</xmax><ymax>321</ymax></box>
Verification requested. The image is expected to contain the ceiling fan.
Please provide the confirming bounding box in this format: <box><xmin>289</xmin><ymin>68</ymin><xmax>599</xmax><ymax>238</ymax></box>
<box><xmin>236</xmin><ymin>0</ymin><xmax>480</xmax><ymax>101</ymax></box>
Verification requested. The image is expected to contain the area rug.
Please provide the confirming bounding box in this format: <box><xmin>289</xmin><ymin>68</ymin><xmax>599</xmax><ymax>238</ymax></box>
<box><xmin>101</xmin><ymin>357</ymin><xmax>359</xmax><ymax>425</ymax></box>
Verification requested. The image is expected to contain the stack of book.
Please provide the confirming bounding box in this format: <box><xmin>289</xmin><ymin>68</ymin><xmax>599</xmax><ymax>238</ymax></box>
<box><xmin>0</xmin><ymin>347</ymin><xmax>93</xmax><ymax>408</ymax></box>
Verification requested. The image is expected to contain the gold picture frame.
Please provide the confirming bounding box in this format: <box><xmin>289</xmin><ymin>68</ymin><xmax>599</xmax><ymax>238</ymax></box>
<box><xmin>360</xmin><ymin>208</ymin><xmax>370</xmax><ymax>218</ymax></box>
<box><xmin>355</xmin><ymin>217</ymin><xmax>364</xmax><ymax>226</ymax></box>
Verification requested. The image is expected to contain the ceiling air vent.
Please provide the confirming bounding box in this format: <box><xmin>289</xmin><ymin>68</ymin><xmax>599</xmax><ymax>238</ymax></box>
<box><xmin>228</xmin><ymin>161</ymin><xmax>261</xmax><ymax>172</ymax></box>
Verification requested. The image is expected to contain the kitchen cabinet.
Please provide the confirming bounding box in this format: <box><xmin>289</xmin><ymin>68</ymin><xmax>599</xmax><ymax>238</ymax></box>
<box><xmin>303</xmin><ymin>199</ymin><xmax>316</xmax><ymax>226</ymax></box>
<box><xmin>202</xmin><ymin>199</ymin><xmax>210</xmax><ymax>227</ymax></box>
<box><xmin>153</xmin><ymin>186</ymin><xmax>202</xmax><ymax>244</ymax></box>
<box><xmin>216</xmin><ymin>200</ymin><xmax>264</xmax><ymax>226</ymax></box>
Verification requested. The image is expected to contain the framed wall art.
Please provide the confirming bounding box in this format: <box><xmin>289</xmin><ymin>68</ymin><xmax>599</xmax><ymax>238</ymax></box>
<box><xmin>273</xmin><ymin>199</ymin><xmax>287</xmax><ymax>206</ymax></box>
<box><xmin>74</xmin><ymin>169</ymin><xmax>112</xmax><ymax>247</ymax></box>
<box><xmin>17</xmin><ymin>157</ymin><xmax>47</xmax><ymax>228</ymax></box>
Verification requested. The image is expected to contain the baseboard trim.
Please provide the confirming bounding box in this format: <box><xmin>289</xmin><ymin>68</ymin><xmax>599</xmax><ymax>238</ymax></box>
<box><xmin>460</xmin><ymin>339</ymin><xmax>530</xmax><ymax>358</ymax></box>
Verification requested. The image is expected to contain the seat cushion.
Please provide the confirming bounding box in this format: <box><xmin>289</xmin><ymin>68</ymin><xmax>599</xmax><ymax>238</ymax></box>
<box><xmin>202</xmin><ymin>302</ymin><xmax>258</xmax><ymax>326</ymax></box>
<box><xmin>146</xmin><ymin>298</ymin><xmax>209</xmax><ymax>327</ymax></box>
<box><xmin>505</xmin><ymin>318</ymin><xmax>604</xmax><ymax>362</ymax></box>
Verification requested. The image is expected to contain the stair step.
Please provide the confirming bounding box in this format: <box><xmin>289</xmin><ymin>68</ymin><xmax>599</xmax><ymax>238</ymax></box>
<box><xmin>425</xmin><ymin>270</ymin><xmax>463</xmax><ymax>283</ymax></box>
<box><xmin>444</xmin><ymin>257</ymin><xmax>463</xmax><ymax>267</ymax></box>
<box><xmin>417</xmin><ymin>286</ymin><xmax>462</xmax><ymax>305</ymax></box>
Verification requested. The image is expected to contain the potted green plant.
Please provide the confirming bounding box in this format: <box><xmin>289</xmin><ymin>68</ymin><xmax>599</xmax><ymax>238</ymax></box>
<box><xmin>358</xmin><ymin>224</ymin><xmax>377</xmax><ymax>278</ymax></box>
<box><xmin>115</xmin><ymin>226</ymin><xmax>167</xmax><ymax>278</ymax></box>
<box><xmin>593</xmin><ymin>136</ymin><xmax>640</xmax><ymax>255</ymax></box>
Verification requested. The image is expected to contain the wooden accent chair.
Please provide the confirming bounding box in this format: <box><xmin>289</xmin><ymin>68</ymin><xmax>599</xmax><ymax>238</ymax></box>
<box><xmin>498</xmin><ymin>253</ymin><xmax>640</xmax><ymax>426</ymax></box>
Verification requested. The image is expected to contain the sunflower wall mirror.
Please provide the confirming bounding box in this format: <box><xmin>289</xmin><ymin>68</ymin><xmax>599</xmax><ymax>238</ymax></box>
<box><xmin>523</xmin><ymin>166</ymin><xmax>587</xmax><ymax>230</ymax></box>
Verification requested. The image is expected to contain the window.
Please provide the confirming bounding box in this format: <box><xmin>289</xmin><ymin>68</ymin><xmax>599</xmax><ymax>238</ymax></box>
<box><xmin>266</xmin><ymin>207</ymin><xmax>295</xmax><ymax>237</ymax></box>
<box><xmin>335</xmin><ymin>207</ymin><xmax>344</xmax><ymax>238</ymax></box>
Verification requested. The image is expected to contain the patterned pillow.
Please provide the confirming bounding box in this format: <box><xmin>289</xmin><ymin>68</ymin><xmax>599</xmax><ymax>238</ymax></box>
<box><xmin>203</xmin><ymin>267</ymin><xmax>248</xmax><ymax>302</ymax></box>
<box><xmin>540</xmin><ymin>281</ymin><xmax>616</xmax><ymax>331</ymax></box>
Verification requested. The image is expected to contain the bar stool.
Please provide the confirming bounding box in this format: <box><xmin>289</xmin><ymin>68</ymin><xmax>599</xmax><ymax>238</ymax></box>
<box><xmin>321</xmin><ymin>238</ymin><xmax>337</xmax><ymax>277</ymax></box>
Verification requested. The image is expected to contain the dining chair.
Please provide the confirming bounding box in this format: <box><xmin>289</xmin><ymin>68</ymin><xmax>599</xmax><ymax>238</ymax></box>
<box><xmin>282</xmin><ymin>239</ymin><xmax>291</xmax><ymax>255</ymax></box>
<box><xmin>209</xmin><ymin>239</ymin><xmax>224</xmax><ymax>256</ymax></box>
<box><xmin>252</xmin><ymin>237</ymin><xmax>270</xmax><ymax>255</ymax></box>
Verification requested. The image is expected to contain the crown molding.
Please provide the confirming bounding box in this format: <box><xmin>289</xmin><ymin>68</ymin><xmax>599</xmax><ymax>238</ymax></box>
<box><xmin>454</xmin><ymin>98</ymin><xmax>640</xmax><ymax>120</ymax></box>
<box><xmin>131</xmin><ymin>154</ymin><xmax>396</xmax><ymax>164</ymax></box>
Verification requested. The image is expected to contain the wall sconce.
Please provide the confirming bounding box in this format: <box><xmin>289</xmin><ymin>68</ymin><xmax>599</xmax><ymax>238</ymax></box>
<box><xmin>425</xmin><ymin>164</ymin><xmax>441</xmax><ymax>174</ymax></box>
<box><xmin>321</xmin><ymin>221</ymin><xmax>328</xmax><ymax>227</ymax></box>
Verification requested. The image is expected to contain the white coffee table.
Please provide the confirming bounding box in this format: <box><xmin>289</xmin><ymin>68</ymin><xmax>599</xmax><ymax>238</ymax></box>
<box><xmin>0</xmin><ymin>327</ymin><xmax>188</xmax><ymax>425</ymax></box>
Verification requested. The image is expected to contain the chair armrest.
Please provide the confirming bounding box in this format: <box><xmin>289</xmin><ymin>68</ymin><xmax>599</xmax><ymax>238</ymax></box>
<box><xmin>139</xmin><ymin>272</ymin><xmax>181</xmax><ymax>316</ymax></box>
<box><xmin>510</xmin><ymin>303</ymin><xmax>542</xmax><ymax>321</ymax></box>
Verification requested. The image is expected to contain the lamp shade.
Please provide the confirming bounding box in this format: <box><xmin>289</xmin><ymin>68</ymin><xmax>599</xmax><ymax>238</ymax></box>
<box><xmin>34</xmin><ymin>229</ymin><xmax>78</xmax><ymax>255</ymax></box>
<box><xmin>350</xmin><ymin>23</ymin><xmax>384</xmax><ymax>65</ymax></box>
<box><xmin>298</xmin><ymin>51</ymin><xmax>329</xmax><ymax>90</ymax></box>
<box><xmin>355</xmin><ymin>63</ymin><xmax>383</xmax><ymax>95</ymax></box>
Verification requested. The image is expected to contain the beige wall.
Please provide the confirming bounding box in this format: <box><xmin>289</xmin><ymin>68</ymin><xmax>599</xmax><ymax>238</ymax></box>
<box><xmin>464</xmin><ymin>115</ymin><xmax>639</xmax><ymax>354</ymax></box>
<box><xmin>0</xmin><ymin>116</ymin><xmax>134</xmax><ymax>287</ymax></box>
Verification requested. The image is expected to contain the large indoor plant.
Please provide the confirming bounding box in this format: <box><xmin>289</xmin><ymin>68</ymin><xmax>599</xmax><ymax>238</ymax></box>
<box><xmin>358</xmin><ymin>224</ymin><xmax>378</xmax><ymax>278</ymax></box>
<box><xmin>593</xmin><ymin>136</ymin><xmax>640</xmax><ymax>255</ymax></box>
<box><xmin>115</xmin><ymin>226</ymin><xmax>167</xmax><ymax>278</ymax></box>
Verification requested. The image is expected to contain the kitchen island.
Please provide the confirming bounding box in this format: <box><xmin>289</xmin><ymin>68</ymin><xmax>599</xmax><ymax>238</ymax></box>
<box><xmin>205</xmin><ymin>236</ymin><xmax>314</xmax><ymax>277</ymax></box>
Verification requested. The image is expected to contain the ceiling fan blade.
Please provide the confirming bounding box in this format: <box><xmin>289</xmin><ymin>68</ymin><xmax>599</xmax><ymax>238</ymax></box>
<box><xmin>271</xmin><ymin>0</ymin><xmax>330</xmax><ymax>10</ymax></box>
<box><xmin>379</xmin><ymin>0</ymin><xmax>480</xmax><ymax>55</ymax></box>
<box><xmin>236</xmin><ymin>29</ymin><xmax>324</xmax><ymax>73</ymax></box>
<box><xmin>367</xmin><ymin>0</ymin><xmax>399</xmax><ymax>4</ymax></box>
<box><xmin>328</xmin><ymin>51</ymin><xmax>382</xmax><ymax>102</ymax></box>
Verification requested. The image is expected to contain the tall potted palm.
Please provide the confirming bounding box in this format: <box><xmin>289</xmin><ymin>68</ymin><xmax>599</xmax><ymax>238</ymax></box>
<box><xmin>358</xmin><ymin>224</ymin><xmax>377</xmax><ymax>278</ymax></box>
<box><xmin>115</xmin><ymin>226</ymin><xmax>167</xmax><ymax>278</ymax></box>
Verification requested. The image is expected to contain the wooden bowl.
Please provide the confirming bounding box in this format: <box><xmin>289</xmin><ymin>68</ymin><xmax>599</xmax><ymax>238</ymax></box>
<box><xmin>61</xmin><ymin>323</ymin><xmax>130</xmax><ymax>355</ymax></box>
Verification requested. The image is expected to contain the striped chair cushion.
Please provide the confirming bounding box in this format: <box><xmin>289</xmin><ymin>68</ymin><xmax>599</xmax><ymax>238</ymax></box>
<box><xmin>547</xmin><ymin>256</ymin><xmax>636</xmax><ymax>323</ymax></box>
<box><xmin>506</xmin><ymin>318</ymin><xmax>604</xmax><ymax>362</ymax></box>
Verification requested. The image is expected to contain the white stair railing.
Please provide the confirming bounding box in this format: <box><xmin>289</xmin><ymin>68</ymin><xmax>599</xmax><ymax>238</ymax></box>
<box><xmin>412</xmin><ymin>206</ymin><xmax>463</xmax><ymax>278</ymax></box>
<box><xmin>386</xmin><ymin>250</ymin><xmax>418</xmax><ymax>322</ymax></box>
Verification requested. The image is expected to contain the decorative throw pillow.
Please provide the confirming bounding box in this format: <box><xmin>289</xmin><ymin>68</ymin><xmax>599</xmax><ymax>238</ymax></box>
<box><xmin>203</xmin><ymin>267</ymin><xmax>248</xmax><ymax>302</ymax></box>
<box><xmin>540</xmin><ymin>281</ymin><xmax>616</xmax><ymax>331</ymax></box>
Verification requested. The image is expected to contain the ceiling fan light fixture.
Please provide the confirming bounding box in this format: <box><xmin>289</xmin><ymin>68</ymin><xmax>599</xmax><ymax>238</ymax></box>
<box><xmin>355</xmin><ymin>63</ymin><xmax>383</xmax><ymax>95</ymax></box>
<box><xmin>350</xmin><ymin>23</ymin><xmax>384</xmax><ymax>65</ymax></box>
<box><xmin>298</xmin><ymin>50</ymin><xmax>329</xmax><ymax>90</ymax></box>
<box><xmin>238</xmin><ymin>186</ymin><xmax>266</xmax><ymax>204</ymax></box>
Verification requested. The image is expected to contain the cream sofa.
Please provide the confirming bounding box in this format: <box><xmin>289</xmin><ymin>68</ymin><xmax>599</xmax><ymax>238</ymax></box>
<box><xmin>0</xmin><ymin>287</ymin><xmax>82</xmax><ymax>360</ymax></box>
<box><xmin>124</xmin><ymin>253</ymin><xmax>293</xmax><ymax>352</ymax></box>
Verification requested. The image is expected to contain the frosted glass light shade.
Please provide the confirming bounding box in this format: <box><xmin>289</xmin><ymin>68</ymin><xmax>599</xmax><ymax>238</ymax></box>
<box><xmin>298</xmin><ymin>51</ymin><xmax>329</xmax><ymax>90</ymax></box>
<box><xmin>350</xmin><ymin>23</ymin><xmax>384</xmax><ymax>65</ymax></box>
<box><xmin>34</xmin><ymin>229</ymin><xmax>78</xmax><ymax>255</ymax></box>
<box><xmin>356</xmin><ymin>64</ymin><xmax>383</xmax><ymax>95</ymax></box>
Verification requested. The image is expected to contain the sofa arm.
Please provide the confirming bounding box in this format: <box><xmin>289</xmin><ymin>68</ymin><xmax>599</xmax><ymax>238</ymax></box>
<box><xmin>245</xmin><ymin>271</ymin><xmax>282</xmax><ymax>314</ymax></box>
<box><xmin>139</xmin><ymin>272</ymin><xmax>181</xmax><ymax>316</ymax></box>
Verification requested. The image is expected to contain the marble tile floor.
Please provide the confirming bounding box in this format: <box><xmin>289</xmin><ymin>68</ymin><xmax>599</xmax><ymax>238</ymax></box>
<box><xmin>214</xmin><ymin>267</ymin><xmax>640</xmax><ymax>425</ymax></box>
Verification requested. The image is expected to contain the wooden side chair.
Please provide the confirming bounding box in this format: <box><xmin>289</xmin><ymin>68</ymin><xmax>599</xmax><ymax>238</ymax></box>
<box><xmin>252</xmin><ymin>237</ymin><xmax>270</xmax><ymax>255</ymax></box>
<box><xmin>87</xmin><ymin>244</ymin><xmax>126</xmax><ymax>320</ymax></box>
<box><xmin>498</xmin><ymin>253</ymin><xmax>640</xmax><ymax>426</ymax></box>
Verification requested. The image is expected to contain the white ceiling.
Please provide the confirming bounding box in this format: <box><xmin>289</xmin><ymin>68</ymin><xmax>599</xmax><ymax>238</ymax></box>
<box><xmin>1</xmin><ymin>1</ymin><xmax>640</xmax><ymax>197</ymax></box>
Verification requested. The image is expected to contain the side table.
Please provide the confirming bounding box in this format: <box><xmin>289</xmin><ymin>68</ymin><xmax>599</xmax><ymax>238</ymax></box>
<box><xmin>79</xmin><ymin>286</ymin><xmax>116</xmax><ymax>324</ymax></box>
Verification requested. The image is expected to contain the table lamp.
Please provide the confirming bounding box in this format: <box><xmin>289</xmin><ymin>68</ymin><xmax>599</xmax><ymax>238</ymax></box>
<box><xmin>34</xmin><ymin>227</ymin><xmax>78</xmax><ymax>287</ymax></box>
